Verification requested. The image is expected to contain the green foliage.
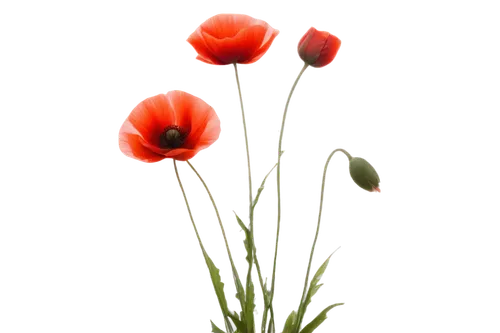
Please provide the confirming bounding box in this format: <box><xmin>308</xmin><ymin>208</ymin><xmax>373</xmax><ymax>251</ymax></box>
<box><xmin>228</xmin><ymin>312</ymin><xmax>246</xmax><ymax>333</ymax></box>
<box><xmin>202</xmin><ymin>250</ymin><xmax>230</xmax><ymax>317</ymax></box>
<box><xmin>299</xmin><ymin>303</ymin><xmax>343</xmax><ymax>333</ymax></box>
<box><xmin>282</xmin><ymin>311</ymin><xmax>297</xmax><ymax>333</ymax></box>
<box><xmin>211</xmin><ymin>320</ymin><xmax>226</xmax><ymax>333</ymax></box>
<box><xmin>296</xmin><ymin>246</ymin><xmax>341</xmax><ymax>329</ymax></box>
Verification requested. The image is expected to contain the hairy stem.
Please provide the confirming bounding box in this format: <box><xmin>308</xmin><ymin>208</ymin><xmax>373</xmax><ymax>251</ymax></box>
<box><xmin>296</xmin><ymin>147</ymin><xmax>352</xmax><ymax>330</ymax></box>
<box><xmin>233</xmin><ymin>64</ymin><xmax>256</xmax><ymax>333</ymax></box>
<box><xmin>172</xmin><ymin>161</ymin><xmax>233</xmax><ymax>333</ymax></box>
<box><xmin>185</xmin><ymin>161</ymin><xmax>244</xmax><ymax>311</ymax></box>
<box><xmin>270</xmin><ymin>64</ymin><xmax>307</xmax><ymax>321</ymax></box>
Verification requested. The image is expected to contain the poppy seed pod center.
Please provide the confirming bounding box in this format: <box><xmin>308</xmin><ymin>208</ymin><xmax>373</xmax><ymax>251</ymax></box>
<box><xmin>160</xmin><ymin>127</ymin><xmax>185</xmax><ymax>149</ymax></box>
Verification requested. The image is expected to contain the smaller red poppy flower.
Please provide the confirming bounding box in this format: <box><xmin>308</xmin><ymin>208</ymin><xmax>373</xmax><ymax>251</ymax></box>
<box><xmin>119</xmin><ymin>91</ymin><xmax>221</xmax><ymax>163</ymax></box>
<box><xmin>298</xmin><ymin>27</ymin><xmax>341</xmax><ymax>68</ymax></box>
<box><xmin>187</xmin><ymin>14</ymin><xmax>279</xmax><ymax>65</ymax></box>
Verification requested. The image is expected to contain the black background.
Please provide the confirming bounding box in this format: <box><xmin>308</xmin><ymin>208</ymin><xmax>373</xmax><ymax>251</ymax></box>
<box><xmin>104</xmin><ymin>3</ymin><xmax>388</xmax><ymax>332</ymax></box>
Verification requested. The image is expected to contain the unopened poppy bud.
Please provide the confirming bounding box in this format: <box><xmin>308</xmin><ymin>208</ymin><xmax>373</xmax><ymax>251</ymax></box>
<box><xmin>298</xmin><ymin>27</ymin><xmax>341</xmax><ymax>68</ymax></box>
<box><xmin>349</xmin><ymin>157</ymin><xmax>381</xmax><ymax>192</ymax></box>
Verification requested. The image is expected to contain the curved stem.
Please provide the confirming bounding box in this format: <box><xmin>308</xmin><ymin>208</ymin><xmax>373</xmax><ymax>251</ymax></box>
<box><xmin>233</xmin><ymin>64</ymin><xmax>256</xmax><ymax>333</ymax></box>
<box><xmin>185</xmin><ymin>161</ymin><xmax>244</xmax><ymax>311</ymax></box>
<box><xmin>270</xmin><ymin>64</ymin><xmax>307</xmax><ymax>314</ymax></box>
<box><xmin>296</xmin><ymin>147</ymin><xmax>352</xmax><ymax>330</ymax></box>
<box><xmin>171</xmin><ymin>161</ymin><xmax>233</xmax><ymax>333</ymax></box>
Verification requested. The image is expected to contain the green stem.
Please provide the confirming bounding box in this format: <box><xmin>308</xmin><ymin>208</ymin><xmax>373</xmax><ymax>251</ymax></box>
<box><xmin>303</xmin><ymin>148</ymin><xmax>352</xmax><ymax>284</ymax></box>
<box><xmin>270</xmin><ymin>64</ymin><xmax>307</xmax><ymax>320</ymax></box>
<box><xmin>185</xmin><ymin>161</ymin><xmax>244</xmax><ymax>311</ymax></box>
<box><xmin>254</xmin><ymin>151</ymin><xmax>286</xmax><ymax>209</ymax></box>
<box><xmin>245</xmin><ymin>209</ymin><xmax>256</xmax><ymax>333</ymax></box>
<box><xmin>260</xmin><ymin>302</ymin><xmax>269</xmax><ymax>333</ymax></box>
<box><xmin>296</xmin><ymin>148</ymin><xmax>352</xmax><ymax>331</ymax></box>
<box><xmin>233</xmin><ymin>64</ymin><xmax>256</xmax><ymax>333</ymax></box>
<box><xmin>171</xmin><ymin>161</ymin><xmax>233</xmax><ymax>333</ymax></box>
<box><xmin>233</xmin><ymin>65</ymin><xmax>255</xmax><ymax>231</ymax></box>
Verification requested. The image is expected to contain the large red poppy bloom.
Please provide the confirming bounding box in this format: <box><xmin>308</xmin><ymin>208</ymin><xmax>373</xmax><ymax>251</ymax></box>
<box><xmin>298</xmin><ymin>27</ymin><xmax>341</xmax><ymax>68</ymax></box>
<box><xmin>119</xmin><ymin>91</ymin><xmax>221</xmax><ymax>162</ymax></box>
<box><xmin>187</xmin><ymin>14</ymin><xmax>279</xmax><ymax>65</ymax></box>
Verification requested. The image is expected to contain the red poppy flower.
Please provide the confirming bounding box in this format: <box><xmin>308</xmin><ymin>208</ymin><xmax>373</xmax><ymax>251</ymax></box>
<box><xmin>119</xmin><ymin>91</ymin><xmax>221</xmax><ymax>163</ymax></box>
<box><xmin>298</xmin><ymin>27</ymin><xmax>341</xmax><ymax>68</ymax></box>
<box><xmin>187</xmin><ymin>14</ymin><xmax>279</xmax><ymax>65</ymax></box>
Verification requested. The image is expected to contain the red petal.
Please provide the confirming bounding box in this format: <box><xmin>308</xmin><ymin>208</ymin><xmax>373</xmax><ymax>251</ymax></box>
<box><xmin>119</xmin><ymin>128</ymin><xmax>165</xmax><ymax>163</ymax></box>
<box><xmin>165</xmin><ymin>148</ymin><xmax>197</xmax><ymax>161</ymax></box>
<box><xmin>193</xmin><ymin>53</ymin><xmax>228</xmax><ymax>68</ymax></box>
<box><xmin>127</xmin><ymin>94</ymin><xmax>176</xmax><ymax>145</ymax></box>
<box><xmin>315</xmin><ymin>34</ymin><xmax>341</xmax><ymax>67</ymax></box>
<box><xmin>201</xmin><ymin>25</ymin><xmax>266</xmax><ymax>64</ymax></box>
<box><xmin>187</xmin><ymin>30</ymin><xmax>224</xmax><ymax>65</ymax></box>
<box><xmin>200</xmin><ymin>14</ymin><xmax>254</xmax><ymax>39</ymax></box>
<box><xmin>243</xmin><ymin>27</ymin><xmax>279</xmax><ymax>64</ymax></box>
<box><xmin>195</xmin><ymin>115</ymin><xmax>221</xmax><ymax>148</ymax></box>
<box><xmin>304</xmin><ymin>29</ymin><xmax>330</xmax><ymax>64</ymax></box>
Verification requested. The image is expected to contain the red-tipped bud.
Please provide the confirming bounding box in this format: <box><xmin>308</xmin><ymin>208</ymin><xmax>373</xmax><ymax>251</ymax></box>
<box><xmin>298</xmin><ymin>27</ymin><xmax>341</xmax><ymax>68</ymax></box>
<box><xmin>349</xmin><ymin>157</ymin><xmax>381</xmax><ymax>192</ymax></box>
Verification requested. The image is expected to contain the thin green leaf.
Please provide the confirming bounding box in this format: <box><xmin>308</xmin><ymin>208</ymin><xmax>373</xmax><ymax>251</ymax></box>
<box><xmin>228</xmin><ymin>312</ymin><xmax>246</xmax><ymax>333</ymax></box>
<box><xmin>245</xmin><ymin>239</ymin><xmax>256</xmax><ymax>332</ymax></box>
<box><xmin>233</xmin><ymin>212</ymin><xmax>249</xmax><ymax>313</ymax></box>
<box><xmin>304</xmin><ymin>282</ymin><xmax>322</xmax><ymax>313</ymax></box>
<box><xmin>282</xmin><ymin>311</ymin><xmax>297</xmax><ymax>333</ymax></box>
<box><xmin>234</xmin><ymin>213</ymin><xmax>256</xmax><ymax>332</ymax></box>
<box><xmin>296</xmin><ymin>248</ymin><xmax>340</xmax><ymax>332</ymax></box>
<box><xmin>211</xmin><ymin>320</ymin><xmax>226</xmax><ymax>333</ymax></box>
<box><xmin>299</xmin><ymin>303</ymin><xmax>344</xmax><ymax>333</ymax></box>
<box><xmin>233</xmin><ymin>213</ymin><xmax>255</xmax><ymax>330</ymax></box>
<box><xmin>204</xmin><ymin>246</ymin><xmax>229</xmax><ymax>314</ymax></box>
<box><xmin>254</xmin><ymin>148</ymin><xmax>287</xmax><ymax>206</ymax></box>
<box><xmin>233</xmin><ymin>213</ymin><xmax>272</xmax><ymax>332</ymax></box>
<box><xmin>235</xmin><ymin>213</ymin><xmax>249</xmax><ymax>233</ymax></box>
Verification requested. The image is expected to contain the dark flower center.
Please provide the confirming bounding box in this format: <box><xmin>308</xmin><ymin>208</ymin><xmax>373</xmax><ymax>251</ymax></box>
<box><xmin>159</xmin><ymin>126</ymin><xmax>185</xmax><ymax>149</ymax></box>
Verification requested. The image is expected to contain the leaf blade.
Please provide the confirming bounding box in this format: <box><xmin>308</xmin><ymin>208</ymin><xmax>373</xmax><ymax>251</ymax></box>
<box><xmin>296</xmin><ymin>248</ymin><xmax>340</xmax><ymax>332</ymax></box>
<box><xmin>282</xmin><ymin>310</ymin><xmax>297</xmax><ymax>333</ymax></box>
<box><xmin>299</xmin><ymin>303</ymin><xmax>344</xmax><ymax>333</ymax></box>
<box><xmin>211</xmin><ymin>320</ymin><xmax>227</xmax><ymax>333</ymax></box>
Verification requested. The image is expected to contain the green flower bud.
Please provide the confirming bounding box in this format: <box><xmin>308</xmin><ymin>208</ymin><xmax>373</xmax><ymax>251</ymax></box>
<box><xmin>349</xmin><ymin>157</ymin><xmax>381</xmax><ymax>192</ymax></box>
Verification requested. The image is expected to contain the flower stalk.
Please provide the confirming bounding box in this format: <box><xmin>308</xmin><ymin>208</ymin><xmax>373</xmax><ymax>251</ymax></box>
<box><xmin>296</xmin><ymin>147</ymin><xmax>352</xmax><ymax>331</ymax></box>
<box><xmin>173</xmin><ymin>160</ymin><xmax>234</xmax><ymax>333</ymax></box>
<box><xmin>187</xmin><ymin>161</ymin><xmax>247</xmax><ymax>321</ymax></box>
<box><xmin>270</xmin><ymin>64</ymin><xmax>307</xmax><ymax>326</ymax></box>
<box><xmin>233</xmin><ymin>64</ymin><xmax>257</xmax><ymax>333</ymax></box>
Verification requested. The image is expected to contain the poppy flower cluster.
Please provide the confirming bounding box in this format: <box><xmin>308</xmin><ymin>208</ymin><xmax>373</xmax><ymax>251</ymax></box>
<box><xmin>118</xmin><ymin>12</ymin><xmax>381</xmax><ymax>333</ymax></box>
<box><xmin>119</xmin><ymin>14</ymin><xmax>344</xmax><ymax>163</ymax></box>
